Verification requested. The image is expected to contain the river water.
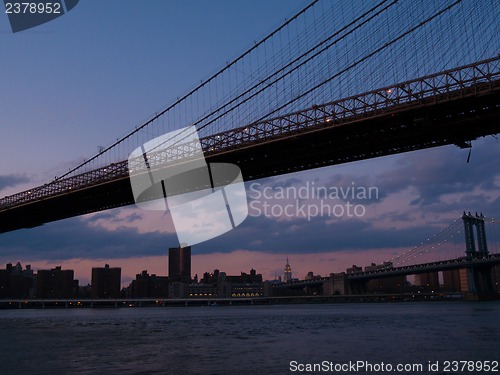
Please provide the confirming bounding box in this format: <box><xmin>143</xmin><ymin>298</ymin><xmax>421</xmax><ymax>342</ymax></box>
<box><xmin>0</xmin><ymin>302</ymin><xmax>499</xmax><ymax>374</ymax></box>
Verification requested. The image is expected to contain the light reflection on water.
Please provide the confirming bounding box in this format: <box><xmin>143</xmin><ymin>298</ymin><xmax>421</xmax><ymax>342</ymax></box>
<box><xmin>0</xmin><ymin>302</ymin><xmax>499</xmax><ymax>374</ymax></box>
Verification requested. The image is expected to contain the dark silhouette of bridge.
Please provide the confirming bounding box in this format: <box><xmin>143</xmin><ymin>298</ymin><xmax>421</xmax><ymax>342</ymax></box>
<box><xmin>273</xmin><ymin>213</ymin><xmax>500</xmax><ymax>298</ymax></box>
<box><xmin>1</xmin><ymin>1</ymin><xmax>499</xmax><ymax>233</ymax></box>
<box><xmin>1</xmin><ymin>57</ymin><xmax>499</xmax><ymax>233</ymax></box>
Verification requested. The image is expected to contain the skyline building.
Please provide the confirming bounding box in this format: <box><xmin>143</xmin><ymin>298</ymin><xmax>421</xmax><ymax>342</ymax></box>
<box><xmin>443</xmin><ymin>269</ymin><xmax>461</xmax><ymax>292</ymax></box>
<box><xmin>91</xmin><ymin>264</ymin><xmax>121</xmax><ymax>298</ymax></box>
<box><xmin>283</xmin><ymin>257</ymin><xmax>292</xmax><ymax>282</ymax></box>
<box><xmin>415</xmin><ymin>272</ymin><xmax>440</xmax><ymax>291</ymax></box>
<box><xmin>36</xmin><ymin>266</ymin><xmax>75</xmax><ymax>299</ymax></box>
<box><xmin>130</xmin><ymin>270</ymin><xmax>169</xmax><ymax>298</ymax></box>
<box><xmin>0</xmin><ymin>262</ymin><xmax>35</xmax><ymax>299</ymax></box>
<box><xmin>168</xmin><ymin>245</ymin><xmax>191</xmax><ymax>283</ymax></box>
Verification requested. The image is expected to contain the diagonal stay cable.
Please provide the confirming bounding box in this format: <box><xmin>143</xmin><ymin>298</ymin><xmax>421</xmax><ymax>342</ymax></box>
<box><xmin>6</xmin><ymin>1</ymin><xmax>320</xmax><ymax>203</ymax></box>
<box><xmin>248</xmin><ymin>0</ymin><xmax>462</xmax><ymax>127</ymax></box>
<box><xmin>144</xmin><ymin>0</ymin><xmax>398</xmax><ymax>157</ymax></box>
<box><xmin>51</xmin><ymin>1</ymin><xmax>320</xmax><ymax>183</ymax></box>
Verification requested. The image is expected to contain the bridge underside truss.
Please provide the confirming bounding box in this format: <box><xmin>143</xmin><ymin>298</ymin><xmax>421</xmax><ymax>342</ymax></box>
<box><xmin>1</xmin><ymin>57</ymin><xmax>500</xmax><ymax>233</ymax></box>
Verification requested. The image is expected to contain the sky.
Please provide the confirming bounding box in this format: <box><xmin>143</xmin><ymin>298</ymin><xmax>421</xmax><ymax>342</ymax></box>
<box><xmin>0</xmin><ymin>0</ymin><xmax>499</xmax><ymax>287</ymax></box>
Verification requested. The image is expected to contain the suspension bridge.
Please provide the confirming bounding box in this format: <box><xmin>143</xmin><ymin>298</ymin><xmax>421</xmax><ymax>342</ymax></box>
<box><xmin>0</xmin><ymin>0</ymin><xmax>499</xmax><ymax>233</ymax></box>
<box><xmin>274</xmin><ymin>212</ymin><xmax>500</xmax><ymax>297</ymax></box>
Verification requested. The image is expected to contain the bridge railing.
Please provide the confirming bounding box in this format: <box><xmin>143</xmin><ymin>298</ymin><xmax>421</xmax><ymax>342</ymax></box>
<box><xmin>0</xmin><ymin>162</ymin><xmax>129</xmax><ymax>210</ymax></box>
<box><xmin>346</xmin><ymin>253</ymin><xmax>500</xmax><ymax>280</ymax></box>
<box><xmin>1</xmin><ymin>56</ymin><xmax>499</xmax><ymax>210</ymax></box>
<box><xmin>201</xmin><ymin>55</ymin><xmax>500</xmax><ymax>152</ymax></box>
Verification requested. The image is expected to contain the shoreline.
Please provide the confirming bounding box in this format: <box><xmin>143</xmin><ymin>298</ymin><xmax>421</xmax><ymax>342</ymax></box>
<box><xmin>1</xmin><ymin>292</ymin><xmax>498</xmax><ymax>309</ymax></box>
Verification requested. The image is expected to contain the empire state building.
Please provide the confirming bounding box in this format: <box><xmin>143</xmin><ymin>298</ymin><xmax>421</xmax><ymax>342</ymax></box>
<box><xmin>283</xmin><ymin>257</ymin><xmax>292</xmax><ymax>282</ymax></box>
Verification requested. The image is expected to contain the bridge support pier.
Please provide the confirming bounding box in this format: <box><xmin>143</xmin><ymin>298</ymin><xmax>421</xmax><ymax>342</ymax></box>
<box><xmin>322</xmin><ymin>274</ymin><xmax>348</xmax><ymax>295</ymax></box>
<box><xmin>461</xmin><ymin>213</ymin><xmax>497</xmax><ymax>300</ymax></box>
<box><xmin>463</xmin><ymin>265</ymin><xmax>496</xmax><ymax>300</ymax></box>
<box><xmin>348</xmin><ymin>280</ymin><xmax>368</xmax><ymax>295</ymax></box>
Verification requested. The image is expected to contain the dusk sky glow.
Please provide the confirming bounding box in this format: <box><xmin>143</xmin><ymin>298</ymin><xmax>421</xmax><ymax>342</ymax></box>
<box><xmin>1</xmin><ymin>1</ymin><xmax>499</xmax><ymax>286</ymax></box>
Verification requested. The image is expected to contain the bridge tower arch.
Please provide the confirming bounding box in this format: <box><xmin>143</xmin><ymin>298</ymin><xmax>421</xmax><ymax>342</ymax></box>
<box><xmin>461</xmin><ymin>212</ymin><xmax>494</xmax><ymax>297</ymax></box>
<box><xmin>462</xmin><ymin>212</ymin><xmax>488</xmax><ymax>260</ymax></box>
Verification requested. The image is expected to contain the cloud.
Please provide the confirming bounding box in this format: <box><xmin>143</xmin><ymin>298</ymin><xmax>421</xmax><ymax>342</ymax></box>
<box><xmin>191</xmin><ymin>214</ymin><xmax>446</xmax><ymax>255</ymax></box>
<box><xmin>375</xmin><ymin>138</ymin><xmax>500</xmax><ymax>207</ymax></box>
<box><xmin>0</xmin><ymin>215</ymin><xmax>178</xmax><ymax>261</ymax></box>
<box><xmin>0</xmin><ymin>174</ymin><xmax>30</xmax><ymax>190</ymax></box>
<box><xmin>83</xmin><ymin>207</ymin><xmax>176</xmax><ymax>234</ymax></box>
<box><xmin>1</xmin><ymin>137</ymin><xmax>498</xmax><ymax>268</ymax></box>
<box><xmin>0</xmin><ymin>202</ymin><xmax>458</xmax><ymax>264</ymax></box>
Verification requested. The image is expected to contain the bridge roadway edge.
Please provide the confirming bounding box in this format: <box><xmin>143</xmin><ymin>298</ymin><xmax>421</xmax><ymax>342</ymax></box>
<box><xmin>1</xmin><ymin>89</ymin><xmax>499</xmax><ymax>233</ymax></box>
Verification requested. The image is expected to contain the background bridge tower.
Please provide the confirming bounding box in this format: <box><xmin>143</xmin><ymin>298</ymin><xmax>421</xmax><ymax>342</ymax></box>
<box><xmin>462</xmin><ymin>212</ymin><xmax>488</xmax><ymax>260</ymax></box>
<box><xmin>461</xmin><ymin>212</ymin><xmax>494</xmax><ymax>298</ymax></box>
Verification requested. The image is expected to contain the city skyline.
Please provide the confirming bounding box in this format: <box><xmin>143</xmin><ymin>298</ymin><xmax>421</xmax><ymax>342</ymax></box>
<box><xmin>1</xmin><ymin>2</ymin><xmax>499</xmax><ymax>374</ymax></box>
<box><xmin>3</xmin><ymin>249</ymin><xmax>499</xmax><ymax>300</ymax></box>
<box><xmin>0</xmin><ymin>1</ymin><xmax>499</xmax><ymax>289</ymax></box>
<box><xmin>0</xmin><ymin>253</ymin><xmax>347</xmax><ymax>287</ymax></box>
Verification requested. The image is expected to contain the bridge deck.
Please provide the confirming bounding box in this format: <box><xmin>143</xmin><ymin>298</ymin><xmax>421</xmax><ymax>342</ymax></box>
<box><xmin>270</xmin><ymin>254</ymin><xmax>500</xmax><ymax>289</ymax></box>
<box><xmin>1</xmin><ymin>57</ymin><xmax>500</xmax><ymax>233</ymax></box>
